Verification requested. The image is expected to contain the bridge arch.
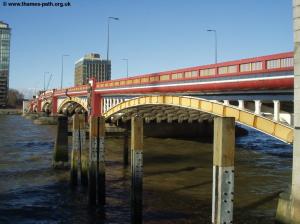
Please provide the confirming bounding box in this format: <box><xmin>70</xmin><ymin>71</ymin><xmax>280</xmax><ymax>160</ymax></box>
<box><xmin>42</xmin><ymin>100</ymin><xmax>52</xmax><ymax>113</ymax></box>
<box><xmin>57</xmin><ymin>97</ymin><xmax>88</xmax><ymax>114</ymax></box>
<box><xmin>103</xmin><ymin>95</ymin><xmax>293</xmax><ymax>144</ymax></box>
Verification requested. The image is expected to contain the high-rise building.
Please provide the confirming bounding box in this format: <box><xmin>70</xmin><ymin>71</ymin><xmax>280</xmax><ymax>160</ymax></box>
<box><xmin>0</xmin><ymin>21</ymin><xmax>11</xmax><ymax>107</ymax></box>
<box><xmin>74</xmin><ymin>53</ymin><xmax>111</xmax><ymax>86</ymax></box>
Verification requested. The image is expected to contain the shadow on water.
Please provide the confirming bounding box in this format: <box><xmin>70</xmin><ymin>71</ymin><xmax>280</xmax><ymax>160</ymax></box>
<box><xmin>171</xmin><ymin>180</ymin><xmax>212</xmax><ymax>192</ymax></box>
<box><xmin>236</xmin><ymin>124</ymin><xmax>292</xmax><ymax>158</ymax></box>
<box><xmin>145</xmin><ymin>166</ymin><xmax>200</xmax><ymax>177</ymax></box>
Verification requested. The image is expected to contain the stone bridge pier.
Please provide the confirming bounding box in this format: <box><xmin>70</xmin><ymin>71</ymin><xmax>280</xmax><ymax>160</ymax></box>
<box><xmin>275</xmin><ymin>1</ymin><xmax>300</xmax><ymax>223</ymax></box>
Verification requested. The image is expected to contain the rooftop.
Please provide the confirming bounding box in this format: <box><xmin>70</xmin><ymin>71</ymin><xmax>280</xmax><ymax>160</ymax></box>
<box><xmin>0</xmin><ymin>21</ymin><xmax>9</xmax><ymax>29</ymax></box>
<box><xmin>75</xmin><ymin>53</ymin><xmax>110</xmax><ymax>64</ymax></box>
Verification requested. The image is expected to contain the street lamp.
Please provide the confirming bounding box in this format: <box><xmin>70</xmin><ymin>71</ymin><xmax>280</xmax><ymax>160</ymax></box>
<box><xmin>122</xmin><ymin>58</ymin><xmax>129</xmax><ymax>78</ymax></box>
<box><xmin>107</xmin><ymin>17</ymin><xmax>119</xmax><ymax>61</ymax></box>
<box><xmin>60</xmin><ymin>54</ymin><xmax>69</xmax><ymax>89</ymax></box>
<box><xmin>44</xmin><ymin>72</ymin><xmax>49</xmax><ymax>91</ymax></box>
<box><xmin>207</xmin><ymin>29</ymin><xmax>218</xmax><ymax>64</ymax></box>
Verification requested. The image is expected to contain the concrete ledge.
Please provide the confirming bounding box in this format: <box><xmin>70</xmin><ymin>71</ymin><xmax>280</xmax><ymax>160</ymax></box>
<box><xmin>33</xmin><ymin>116</ymin><xmax>57</xmax><ymax>125</ymax></box>
<box><xmin>52</xmin><ymin>161</ymin><xmax>70</xmax><ymax>169</ymax></box>
<box><xmin>23</xmin><ymin>114</ymin><xmax>39</xmax><ymax>120</ymax></box>
<box><xmin>276</xmin><ymin>192</ymin><xmax>300</xmax><ymax>224</ymax></box>
<box><xmin>276</xmin><ymin>192</ymin><xmax>292</xmax><ymax>223</ymax></box>
<box><xmin>0</xmin><ymin>109</ymin><xmax>22</xmax><ymax>115</ymax></box>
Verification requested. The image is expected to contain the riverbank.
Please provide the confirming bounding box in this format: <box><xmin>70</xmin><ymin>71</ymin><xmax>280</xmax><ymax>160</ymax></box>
<box><xmin>0</xmin><ymin>108</ymin><xmax>22</xmax><ymax>115</ymax></box>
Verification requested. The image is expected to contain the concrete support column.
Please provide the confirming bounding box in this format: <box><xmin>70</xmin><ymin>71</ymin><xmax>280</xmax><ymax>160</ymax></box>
<box><xmin>97</xmin><ymin>116</ymin><xmax>106</xmax><ymax>206</ymax></box>
<box><xmin>110</xmin><ymin>98</ymin><xmax>113</xmax><ymax>109</ymax></box>
<box><xmin>103</xmin><ymin>99</ymin><xmax>106</xmax><ymax>113</ymax></box>
<box><xmin>212</xmin><ymin>117</ymin><xmax>235</xmax><ymax>224</ymax></box>
<box><xmin>53</xmin><ymin>116</ymin><xmax>69</xmax><ymax>168</ymax></box>
<box><xmin>238</xmin><ymin>100</ymin><xmax>245</xmax><ymax>110</ymax></box>
<box><xmin>254</xmin><ymin>100</ymin><xmax>262</xmax><ymax>115</ymax></box>
<box><xmin>22</xmin><ymin>100</ymin><xmax>29</xmax><ymax>115</ymax></box>
<box><xmin>131</xmin><ymin>116</ymin><xmax>143</xmax><ymax>224</ymax></box>
<box><xmin>280</xmin><ymin>0</ymin><xmax>300</xmax><ymax>224</ymax></box>
<box><xmin>105</xmin><ymin>98</ymin><xmax>108</xmax><ymax>112</ymax></box>
<box><xmin>223</xmin><ymin>100</ymin><xmax>230</xmax><ymax>106</ymax></box>
<box><xmin>276</xmin><ymin>1</ymin><xmax>300</xmax><ymax>222</ymax></box>
<box><xmin>273</xmin><ymin>100</ymin><xmax>280</xmax><ymax>122</ymax></box>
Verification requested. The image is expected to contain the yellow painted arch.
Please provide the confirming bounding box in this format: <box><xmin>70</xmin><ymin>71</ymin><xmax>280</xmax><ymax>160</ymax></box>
<box><xmin>57</xmin><ymin>97</ymin><xmax>88</xmax><ymax>113</ymax></box>
<box><xmin>103</xmin><ymin>95</ymin><xmax>294</xmax><ymax>144</ymax></box>
<box><xmin>42</xmin><ymin>100</ymin><xmax>52</xmax><ymax>111</ymax></box>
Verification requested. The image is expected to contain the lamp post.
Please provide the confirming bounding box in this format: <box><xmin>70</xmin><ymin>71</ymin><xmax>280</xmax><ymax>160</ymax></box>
<box><xmin>60</xmin><ymin>54</ymin><xmax>69</xmax><ymax>89</ymax></box>
<box><xmin>106</xmin><ymin>17</ymin><xmax>119</xmax><ymax>61</ymax></box>
<box><xmin>207</xmin><ymin>29</ymin><xmax>218</xmax><ymax>64</ymax></box>
<box><xmin>44</xmin><ymin>72</ymin><xmax>49</xmax><ymax>91</ymax></box>
<box><xmin>122</xmin><ymin>58</ymin><xmax>129</xmax><ymax>78</ymax></box>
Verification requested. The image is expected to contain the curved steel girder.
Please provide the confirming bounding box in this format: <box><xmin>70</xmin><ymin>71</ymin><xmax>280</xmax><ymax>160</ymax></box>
<box><xmin>57</xmin><ymin>97</ymin><xmax>88</xmax><ymax>113</ymax></box>
<box><xmin>103</xmin><ymin>95</ymin><xmax>293</xmax><ymax>144</ymax></box>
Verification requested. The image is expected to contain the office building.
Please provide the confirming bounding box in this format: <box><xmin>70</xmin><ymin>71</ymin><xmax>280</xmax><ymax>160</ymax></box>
<box><xmin>74</xmin><ymin>53</ymin><xmax>111</xmax><ymax>86</ymax></box>
<box><xmin>0</xmin><ymin>21</ymin><xmax>11</xmax><ymax>107</ymax></box>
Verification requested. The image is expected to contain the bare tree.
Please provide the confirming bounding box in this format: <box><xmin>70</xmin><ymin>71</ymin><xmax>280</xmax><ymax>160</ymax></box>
<box><xmin>7</xmin><ymin>89</ymin><xmax>24</xmax><ymax>108</ymax></box>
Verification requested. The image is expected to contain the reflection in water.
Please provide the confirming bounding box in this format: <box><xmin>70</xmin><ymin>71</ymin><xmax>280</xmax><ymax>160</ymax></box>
<box><xmin>0</xmin><ymin>116</ymin><xmax>292</xmax><ymax>223</ymax></box>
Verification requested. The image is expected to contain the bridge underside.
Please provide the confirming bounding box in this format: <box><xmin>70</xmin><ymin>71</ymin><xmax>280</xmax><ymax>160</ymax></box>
<box><xmin>58</xmin><ymin>101</ymin><xmax>87</xmax><ymax>115</ymax></box>
<box><xmin>109</xmin><ymin>104</ymin><xmax>215</xmax><ymax>124</ymax></box>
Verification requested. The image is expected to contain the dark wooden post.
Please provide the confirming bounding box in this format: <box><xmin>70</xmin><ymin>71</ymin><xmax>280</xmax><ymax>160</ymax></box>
<box><xmin>123</xmin><ymin>125</ymin><xmax>129</xmax><ymax>167</ymax></box>
<box><xmin>88</xmin><ymin>116</ymin><xmax>98</xmax><ymax>206</ymax></box>
<box><xmin>70</xmin><ymin>114</ymin><xmax>80</xmax><ymax>185</ymax></box>
<box><xmin>97</xmin><ymin>116</ymin><xmax>106</xmax><ymax>206</ymax></box>
<box><xmin>53</xmin><ymin>116</ymin><xmax>69</xmax><ymax>168</ymax></box>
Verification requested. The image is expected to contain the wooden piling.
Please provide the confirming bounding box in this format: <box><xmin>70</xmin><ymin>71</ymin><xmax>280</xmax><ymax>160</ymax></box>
<box><xmin>70</xmin><ymin>114</ymin><xmax>80</xmax><ymax>186</ymax></box>
<box><xmin>131</xmin><ymin>116</ymin><xmax>143</xmax><ymax>224</ymax></box>
<box><xmin>77</xmin><ymin>114</ymin><xmax>87</xmax><ymax>186</ymax></box>
<box><xmin>70</xmin><ymin>114</ymin><xmax>87</xmax><ymax>186</ymax></box>
<box><xmin>88</xmin><ymin>116</ymin><xmax>98</xmax><ymax>206</ymax></box>
<box><xmin>97</xmin><ymin>116</ymin><xmax>106</xmax><ymax>206</ymax></box>
<box><xmin>123</xmin><ymin>126</ymin><xmax>129</xmax><ymax>167</ymax></box>
<box><xmin>53</xmin><ymin>116</ymin><xmax>69</xmax><ymax>168</ymax></box>
<box><xmin>212</xmin><ymin>117</ymin><xmax>235</xmax><ymax>224</ymax></box>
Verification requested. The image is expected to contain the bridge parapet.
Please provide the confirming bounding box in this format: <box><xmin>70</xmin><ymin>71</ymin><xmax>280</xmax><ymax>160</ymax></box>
<box><xmin>95</xmin><ymin>52</ymin><xmax>293</xmax><ymax>92</ymax></box>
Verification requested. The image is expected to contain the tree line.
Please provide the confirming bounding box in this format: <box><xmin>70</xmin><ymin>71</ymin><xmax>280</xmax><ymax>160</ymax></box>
<box><xmin>7</xmin><ymin>89</ymin><xmax>24</xmax><ymax>108</ymax></box>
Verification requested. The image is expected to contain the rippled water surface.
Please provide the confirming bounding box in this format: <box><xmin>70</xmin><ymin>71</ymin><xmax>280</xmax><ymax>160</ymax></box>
<box><xmin>0</xmin><ymin>115</ymin><xmax>293</xmax><ymax>223</ymax></box>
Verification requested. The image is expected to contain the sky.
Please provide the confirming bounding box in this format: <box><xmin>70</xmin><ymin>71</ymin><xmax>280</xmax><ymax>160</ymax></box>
<box><xmin>0</xmin><ymin>0</ymin><xmax>293</xmax><ymax>95</ymax></box>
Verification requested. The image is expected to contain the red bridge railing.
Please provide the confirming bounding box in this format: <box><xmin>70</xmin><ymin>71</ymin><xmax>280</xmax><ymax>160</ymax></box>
<box><xmin>96</xmin><ymin>52</ymin><xmax>293</xmax><ymax>89</ymax></box>
<box><xmin>39</xmin><ymin>51</ymin><xmax>293</xmax><ymax>98</ymax></box>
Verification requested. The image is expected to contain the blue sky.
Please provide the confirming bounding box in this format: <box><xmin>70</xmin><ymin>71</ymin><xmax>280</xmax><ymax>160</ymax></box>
<box><xmin>0</xmin><ymin>0</ymin><xmax>293</xmax><ymax>93</ymax></box>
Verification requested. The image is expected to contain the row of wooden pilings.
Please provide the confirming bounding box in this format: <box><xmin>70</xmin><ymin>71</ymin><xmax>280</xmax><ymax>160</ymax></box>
<box><xmin>53</xmin><ymin>114</ymin><xmax>235</xmax><ymax>224</ymax></box>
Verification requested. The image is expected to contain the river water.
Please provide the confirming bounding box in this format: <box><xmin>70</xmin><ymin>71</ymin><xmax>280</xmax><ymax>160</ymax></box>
<box><xmin>0</xmin><ymin>115</ymin><xmax>293</xmax><ymax>223</ymax></box>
